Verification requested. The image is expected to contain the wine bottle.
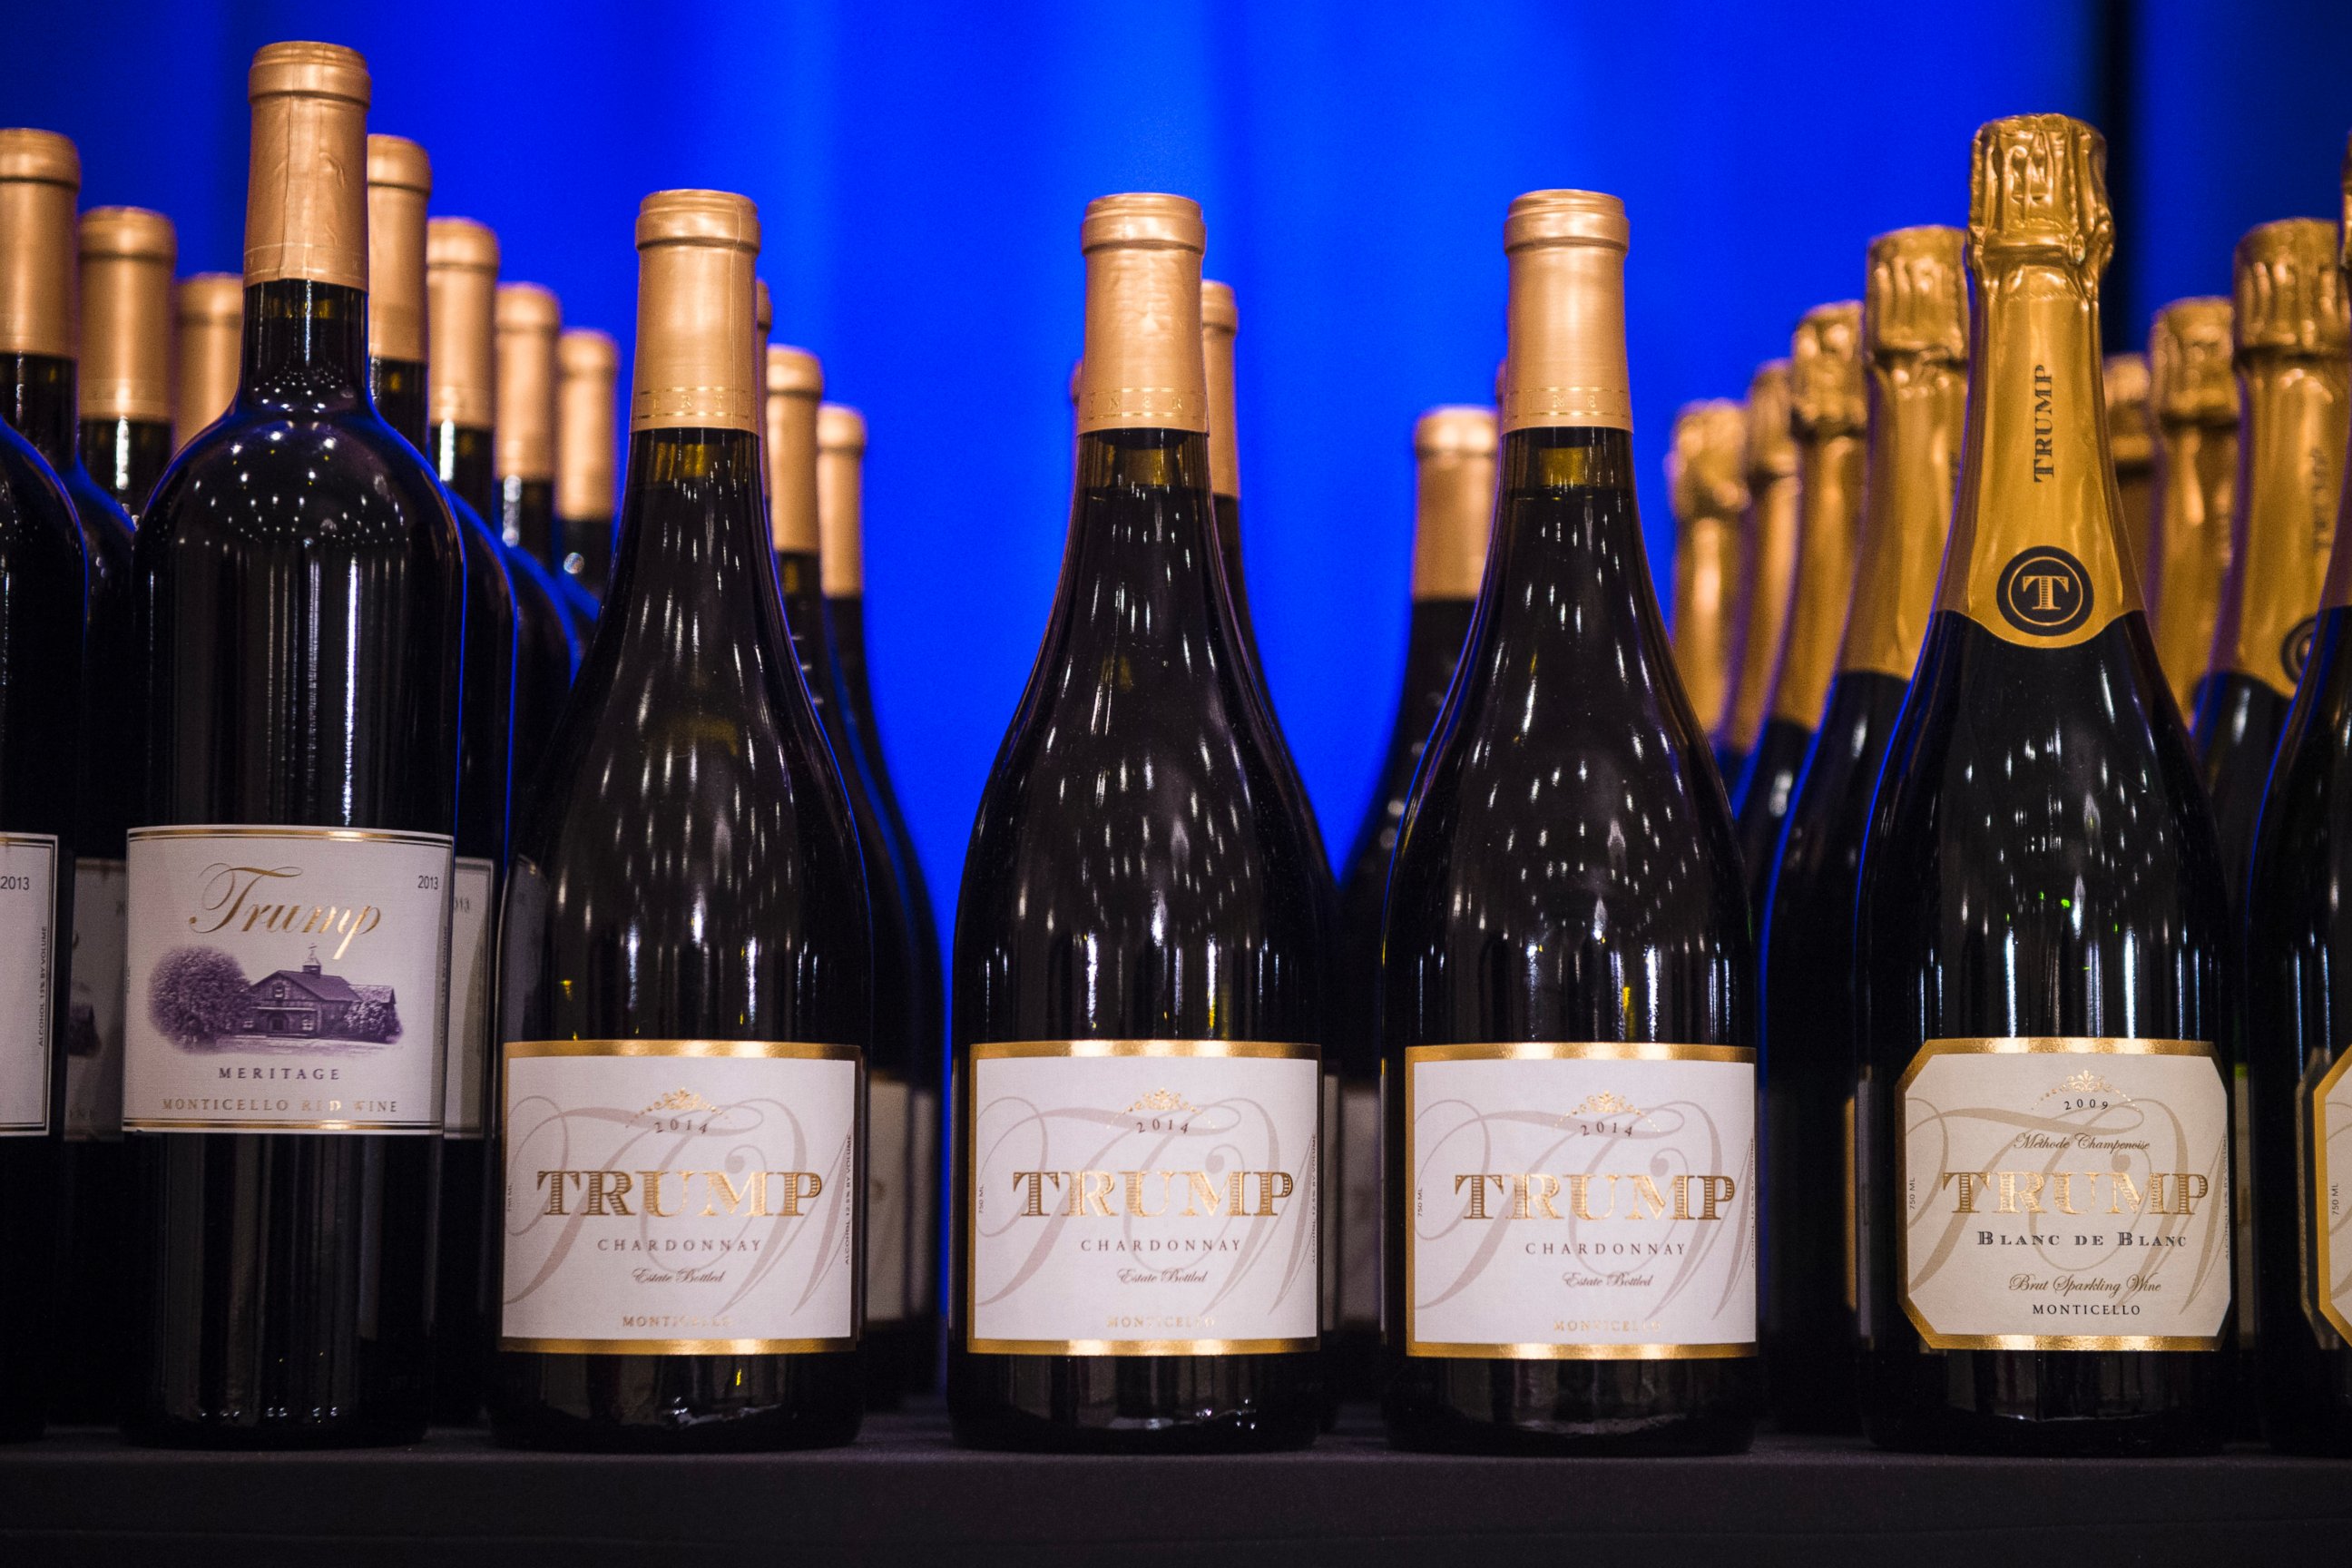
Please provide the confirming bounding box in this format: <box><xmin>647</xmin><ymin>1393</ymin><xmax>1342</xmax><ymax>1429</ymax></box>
<box><xmin>1383</xmin><ymin>190</ymin><xmax>1756</xmax><ymax>1456</ymax></box>
<box><xmin>555</xmin><ymin>328</ymin><xmax>617</xmax><ymax>598</ymax></box>
<box><xmin>1667</xmin><ymin>399</ymin><xmax>1749</xmax><ymax>750</ymax></box>
<box><xmin>1331</xmin><ymin>404</ymin><xmax>1494</xmax><ymax>1405</ymax></box>
<box><xmin>77</xmin><ymin>207</ymin><xmax>176</xmax><ymax>519</ymax></box>
<box><xmin>0</xmin><ymin>127</ymin><xmax>93</xmax><ymax>1444</ymax></box>
<box><xmin>170</xmin><ymin>273</ymin><xmax>239</xmax><ymax>454</ymax></box>
<box><xmin>817</xmin><ymin>398</ymin><xmax>946</xmax><ymax>1395</ymax></box>
<box><xmin>1720</xmin><ymin>361</ymin><xmax>1798</xmax><ymax>790</ymax></box>
<box><xmin>2241</xmin><ymin>136</ymin><xmax>2352</xmax><ymax>1459</ymax></box>
<box><xmin>497</xmin><ymin>281</ymin><xmax>598</xmax><ymax>640</ymax></box>
<box><xmin>1759</xmin><ymin>225</ymin><xmax>1966</xmax><ymax>1436</ymax></box>
<box><xmin>124</xmin><ymin>44</ymin><xmax>464</xmax><ymax>1448</ymax></box>
<box><xmin>951</xmin><ymin>193</ymin><xmax>1326</xmax><ymax>1453</ymax></box>
<box><xmin>2144</xmin><ymin>297</ymin><xmax>2238</xmax><ymax>717</ymax></box>
<box><xmin>368</xmin><ymin>132</ymin><xmax>520</xmax><ymax>1427</ymax></box>
<box><xmin>1855</xmin><ymin>114</ymin><xmax>2231</xmax><ymax>1457</ymax></box>
<box><xmin>764</xmin><ymin>343</ymin><xmax>926</xmax><ymax>1409</ymax></box>
<box><xmin>426</xmin><ymin>220</ymin><xmax>578</xmax><ymax>814</ymax></box>
<box><xmin>492</xmin><ymin>188</ymin><xmax>869</xmax><ymax>1453</ymax></box>
<box><xmin>2105</xmin><ymin>351</ymin><xmax>2155</xmax><ymax>577</ymax></box>
<box><xmin>1735</xmin><ymin>302</ymin><xmax>1863</xmax><ymax>911</ymax></box>
<box><xmin>2194</xmin><ymin>220</ymin><xmax>2347</xmax><ymax>905</ymax></box>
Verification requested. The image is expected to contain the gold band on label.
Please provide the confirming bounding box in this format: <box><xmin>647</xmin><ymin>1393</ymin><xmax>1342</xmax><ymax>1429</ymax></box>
<box><xmin>632</xmin><ymin>190</ymin><xmax>760</xmax><ymax>434</ymax></box>
<box><xmin>426</xmin><ymin>218</ymin><xmax>499</xmax><ymax>431</ymax></box>
<box><xmin>495</xmin><ymin>282</ymin><xmax>561</xmax><ymax>482</ymax></box>
<box><xmin>242</xmin><ymin>43</ymin><xmax>371</xmax><ymax>291</ymax></box>
<box><xmin>1501</xmin><ymin>190</ymin><xmax>1632</xmax><ymax>434</ymax></box>
<box><xmin>174</xmin><ymin>273</ymin><xmax>242</xmax><ymax>449</ymax></box>
<box><xmin>1412</xmin><ymin>405</ymin><xmax>1497</xmax><ymax>602</ymax></box>
<box><xmin>1075</xmin><ymin>193</ymin><xmax>1207</xmax><ymax>436</ymax></box>
<box><xmin>2311</xmin><ymin>1048</ymin><xmax>2352</xmax><ymax>1343</ymax></box>
<box><xmin>1726</xmin><ymin>361</ymin><xmax>1799</xmax><ymax>752</ymax></box>
<box><xmin>0</xmin><ymin>129</ymin><xmax>80</xmax><ymax>361</ymax></box>
<box><xmin>79</xmin><ymin>207</ymin><xmax>177</xmax><ymax>422</ymax></box>
<box><xmin>127</xmin><ymin>822</ymin><xmax>455</xmax><ymax>847</ymax></box>
<box><xmin>555</xmin><ymin>328</ymin><xmax>619</xmax><ymax>523</ymax></box>
<box><xmin>817</xmin><ymin>402</ymin><xmax>867</xmax><ymax>596</ymax></box>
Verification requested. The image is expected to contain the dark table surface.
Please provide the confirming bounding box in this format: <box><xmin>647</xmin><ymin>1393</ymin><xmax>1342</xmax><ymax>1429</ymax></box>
<box><xmin>2</xmin><ymin>1406</ymin><xmax>2345</xmax><ymax>1567</ymax></box>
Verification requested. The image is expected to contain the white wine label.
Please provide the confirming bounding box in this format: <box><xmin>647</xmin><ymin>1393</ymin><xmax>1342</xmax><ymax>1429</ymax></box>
<box><xmin>967</xmin><ymin>1040</ymin><xmax>1319</xmax><ymax>1356</ymax></box>
<box><xmin>1340</xmin><ymin>1077</ymin><xmax>1380</xmax><ymax>1329</ymax></box>
<box><xmin>122</xmin><ymin>827</ymin><xmax>453</xmax><ymax>1133</ymax></box>
<box><xmin>868</xmin><ymin>1073</ymin><xmax>911</xmax><ymax>1325</ymax></box>
<box><xmin>441</xmin><ymin>857</ymin><xmax>495</xmax><ymax>1138</ymax></box>
<box><xmin>501</xmin><ymin>1040</ymin><xmax>860</xmax><ymax>1354</ymax></box>
<box><xmin>908</xmin><ymin>1084</ymin><xmax>938</xmax><ymax>1319</ymax></box>
<box><xmin>65</xmin><ymin>856</ymin><xmax>126</xmax><ymax>1140</ymax></box>
<box><xmin>0</xmin><ymin>834</ymin><xmax>59</xmax><ymax>1135</ymax></box>
<box><xmin>1405</xmin><ymin>1043</ymin><xmax>1757</xmax><ymax>1358</ymax></box>
<box><xmin>1899</xmin><ymin>1037</ymin><xmax>2231</xmax><ymax>1349</ymax></box>
<box><xmin>2311</xmin><ymin>1050</ymin><xmax>2352</xmax><ymax>1345</ymax></box>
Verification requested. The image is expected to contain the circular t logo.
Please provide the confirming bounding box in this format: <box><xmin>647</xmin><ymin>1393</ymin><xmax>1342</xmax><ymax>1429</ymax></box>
<box><xmin>1994</xmin><ymin>546</ymin><xmax>2093</xmax><ymax>637</ymax></box>
<box><xmin>2283</xmin><ymin>616</ymin><xmax>2318</xmax><ymax>687</ymax></box>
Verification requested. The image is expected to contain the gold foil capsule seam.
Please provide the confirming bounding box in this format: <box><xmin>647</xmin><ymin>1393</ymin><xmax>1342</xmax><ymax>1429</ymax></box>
<box><xmin>1967</xmin><ymin>113</ymin><xmax>2112</xmax><ymax>278</ymax></box>
<box><xmin>2233</xmin><ymin>219</ymin><xmax>2348</xmax><ymax>358</ymax></box>
<box><xmin>1791</xmin><ymin>301</ymin><xmax>1866</xmax><ymax>436</ymax></box>
<box><xmin>1865</xmin><ymin>227</ymin><xmax>1967</xmax><ymax>363</ymax></box>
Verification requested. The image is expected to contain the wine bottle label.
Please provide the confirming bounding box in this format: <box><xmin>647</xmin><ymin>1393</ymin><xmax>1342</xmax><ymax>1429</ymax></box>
<box><xmin>966</xmin><ymin>1040</ymin><xmax>1320</xmax><ymax>1356</ymax></box>
<box><xmin>0</xmin><ymin>834</ymin><xmax>59</xmax><ymax>1136</ymax></box>
<box><xmin>1403</xmin><ymin>1043</ymin><xmax>1757</xmax><ymax>1359</ymax></box>
<box><xmin>908</xmin><ymin>1084</ymin><xmax>939</xmax><ymax>1319</ymax></box>
<box><xmin>121</xmin><ymin>827</ymin><xmax>454</xmax><ymax>1133</ymax></box>
<box><xmin>2308</xmin><ymin>1050</ymin><xmax>2352</xmax><ymax>1347</ymax></box>
<box><xmin>1898</xmin><ymin>1037</ymin><xmax>2231</xmax><ymax>1349</ymax></box>
<box><xmin>65</xmin><ymin>856</ymin><xmax>127</xmax><ymax>1141</ymax></box>
<box><xmin>500</xmin><ymin>1039</ymin><xmax>860</xmax><ymax>1354</ymax></box>
<box><xmin>442</xmin><ymin>857</ymin><xmax>495</xmax><ymax>1139</ymax></box>
<box><xmin>1339</xmin><ymin>1078</ymin><xmax>1381</xmax><ymax>1330</ymax></box>
<box><xmin>867</xmin><ymin>1073</ymin><xmax>910</xmax><ymax>1326</ymax></box>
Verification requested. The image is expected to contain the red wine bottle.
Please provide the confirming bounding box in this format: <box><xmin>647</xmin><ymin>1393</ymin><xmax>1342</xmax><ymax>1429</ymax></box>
<box><xmin>76</xmin><ymin>206</ymin><xmax>176</xmax><ymax>519</ymax></box>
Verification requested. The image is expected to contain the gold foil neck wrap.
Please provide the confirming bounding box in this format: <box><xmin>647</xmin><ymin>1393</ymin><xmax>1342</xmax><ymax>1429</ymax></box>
<box><xmin>818</xmin><ymin>402</ymin><xmax>867</xmax><ymax>596</ymax></box>
<box><xmin>2105</xmin><ymin>352</ymin><xmax>2153</xmax><ymax>469</ymax></box>
<box><xmin>1867</xmin><ymin>227</ymin><xmax>1967</xmax><ymax>363</ymax></box>
<box><xmin>426</xmin><ymin>217</ymin><xmax>498</xmax><ymax>430</ymax></box>
<box><xmin>1790</xmin><ymin>301</ymin><xmax>1865</xmax><ymax>437</ymax></box>
<box><xmin>79</xmin><ymin>207</ymin><xmax>178</xmax><ymax>421</ymax></box>
<box><xmin>243</xmin><ymin>43</ymin><xmax>371</xmax><ymax>290</ymax></box>
<box><xmin>2151</xmin><ymin>298</ymin><xmax>2236</xmax><ymax>426</ymax></box>
<box><xmin>0</xmin><ymin>129</ymin><xmax>81</xmax><ymax>360</ymax></box>
<box><xmin>632</xmin><ymin>190</ymin><xmax>760</xmax><ymax>433</ymax></box>
<box><xmin>1745</xmin><ymin>359</ymin><xmax>1797</xmax><ymax>478</ymax></box>
<box><xmin>2233</xmin><ymin>219</ymin><xmax>2347</xmax><ymax>359</ymax></box>
<box><xmin>1770</xmin><ymin>370</ymin><xmax>1866</xmax><ymax>727</ymax></box>
<box><xmin>173</xmin><ymin>272</ymin><xmax>241</xmax><ymax>447</ymax></box>
<box><xmin>1202</xmin><ymin>278</ymin><xmax>1240</xmax><ymax>498</ymax></box>
<box><xmin>495</xmin><ymin>282</ymin><xmax>561</xmax><ymax>481</ymax></box>
<box><xmin>764</xmin><ymin>345</ymin><xmax>821</xmax><ymax>553</ymax></box>
<box><xmin>1668</xmin><ymin>400</ymin><xmax>1749</xmax><ymax>524</ymax></box>
<box><xmin>1667</xmin><ymin>400</ymin><xmax>1747</xmax><ymax>731</ymax></box>
<box><xmin>1076</xmin><ymin>193</ymin><xmax>1206</xmax><ymax>434</ymax></box>
<box><xmin>1967</xmin><ymin>113</ymin><xmax>2112</xmax><ymax>279</ymax></box>
<box><xmin>364</xmin><ymin>135</ymin><xmax>429</xmax><ymax>365</ymax></box>
<box><xmin>1412</xmin><ymin>405</ymin><xmax>1497</xmax><ymax>602</ymax></box>
<box><xmin>755</xmin><ymin>278</ymin><xmax>771</xmax><ymax>345</ymax></box>
<box><xmin>555</xmin><ymin>328</ymin><xmax>618</xmax><ymax>522</ymax></box>
<box><xmin>1501</xmin><ymin>189</ymin><xmax>1632</xmax><ymax>433</ymax></box>
<box><xmin>2220</xmin><ymin>338</ymin><xmax>2347</xmax><ymax>691</ymax></box>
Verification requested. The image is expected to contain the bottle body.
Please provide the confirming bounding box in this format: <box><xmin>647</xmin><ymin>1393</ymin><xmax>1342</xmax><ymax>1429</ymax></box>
<box><xmin>80</xmin><ymin>416</ymin><xmax>172</xmax><ymax>521</ymax></box>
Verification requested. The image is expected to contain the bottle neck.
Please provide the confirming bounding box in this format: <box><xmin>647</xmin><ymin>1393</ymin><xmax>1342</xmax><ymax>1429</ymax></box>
<box><xmin>0</xmin><ymin>352</ymin><xmax>78</xmax><ymax>471</ymax></box>
<box><xmin>828</xmin><ymin>591</ymin><xmax>877</xmax><ymax>722</ymax></box>
<box><xmin>1770</xmin><ymin>426</ymin><xmax>1863</xmax><ymax>726</ymax></box>
<box><xmin>503</xmin><ymin>475</ymin><xmax>556</xmax><ymax>563</ymax></box>
<box><xmin>1063</xmin><ymin>426</ymin><xmax>1224</xmax><ymax>619</ymax></box>
<box><xmin>560</xmin><ymin>511</ymin><xmax>614</xmax><ymax>594</ymax></box>
<box><xmin>2216</xmin><ymin>352</ymin><xmax>2348</xmax><ymax>692</ymax></box>
<box><xmin>775</xmin><ymin>546</ymin><xmax>845</xmax><ymax>716</ymax></box>
<box><xmin>370</xmin><ymin>357</ymin><xmax>428</xmax><ymax>450</ymax></box>
<box><xmin>1494</xmin><ymin>426</ymin><xmax>1642</xmax><ymax>560</ymax></box>
<box><xmin>1838</xmin><ymin>350</ymin><xmax>1966</xmax><ymax>681</ymax></box>
<box><xmin>434</xmin><ymin>422</ymin><xmax>497</xmax><ymax>519</ymax></box>
<box><xmin>609</xmin><ymin>426</ymin><xmax>779</xmax><ymax>644</ymax></box>
<box><xmin>237</xmin><ymin>279</ymin><xmax>372</xmax><ymax>416</ymax></box>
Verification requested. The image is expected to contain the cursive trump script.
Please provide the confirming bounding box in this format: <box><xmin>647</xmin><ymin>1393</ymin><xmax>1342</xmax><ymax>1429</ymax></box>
<box><xmin>189</xmin><ymin>863</ymin><xmax>381</xmax><ymax>961</ymax></box>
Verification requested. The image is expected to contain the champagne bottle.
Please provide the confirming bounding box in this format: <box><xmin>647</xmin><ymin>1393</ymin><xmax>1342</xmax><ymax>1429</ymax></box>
<box><xmin>764</xmin><ymin>343</ymin><xmax>926</xmax><ymax>1408</ymax></box>
<box><xmin>2145</xmin><ymin>297</ymin><xmax>2239</xmax><ymax>716</ymax></box>
<box><xmin>426</xmin><ymin>220</ymin><xmax>578</xmax><ymax>813</ymax></box>
<box><xmin>492</xmin><ymin>190</ymin><xmax>870</xmax><ymax>1453</ymax></box>
<box><xmin>497</xmin><ymin>281</ymin><xmax>597</xmax><ymax>639</ymax></box>
<box><xmin>125</xmin><ymin>44</ymin><xmax>464</xmax><ymax>1447</ymax></box>
<box><xmin>171</xmin><ymin>273</ymin><xmax>239</xmax><ymax>454</ymax></box>
<box><xmin>0</xmin><ymin>127</ymin><xmax>93</xmax><ymax>1443</ymax></box>
<box><xmin>1331</xmin><ymin>404</ymin><xmax>1494</xmax><ymax>1404</ymax></box>
<box><xmin>1667</xmin><ymin>399</ymin><xmax>1748</xmax><ymax>749</ymax></box>
<box><xmin>1201</xmin><ymin>279</ymin><xmax>1260</xmax><ymax>664</ymax></box>
<box><xmin>2194</xmin><ymin>220</ymin><xmax>2347</xmax><ymax>905</ymax></box>
<box><xmin>1383</xmin><ymin>191</ymin><xmax>1756</xmax><ymax>1455</ymax></box>
<box><xmin>951</xmin><ymin>193</ymin><xmax>1325</xmax><ymax>1453</ymax></box>
<box><xmin>1736</xmin><ymin>302</ymin><xmax>1863</xmax><ymax>910</ymax></box>
<box><xmin>2242</xmin><ymin>133</ymin><xmax>2352</xmax><ymax>1461</ymax></box>
<box><xmin>368</xmin><ymin>132</ymin><xmax>520</xmax><ymax>1427</ymax></box>
<box><xmin>555</xmin><ymin>328</ymin><xmax>617</xmax><ymax>598</ymax></box>
<box><xmin>1855</xmin><ymin>114</ymin><xmax>2231</xmax><ymax>1456</ymax></box>
<box><xmin>817</xmin><ymin>398</ymin><xmax>946</xmax><ymax>1395</ymax></box>
<box><xmin>2106</xmin><ymin>351</ymin><xmax>2155</xmax><ymax>576</ymax></box>
<box><xmin>1720</xmin><ymin>361</ymin><xmax>1798</xmax><ymax>789</ymax></box>
<box><xmin>1759</xmin><ymin>225</ymin><xmax>1966</xmax><ymax>1436</ymax></box>
<box><xmin>77</xmin><ymin>206</ymin><xmax>176</xmax><ymax>519</ymax></box>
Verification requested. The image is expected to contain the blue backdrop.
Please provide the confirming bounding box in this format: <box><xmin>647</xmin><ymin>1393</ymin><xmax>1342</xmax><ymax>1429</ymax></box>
<box><xmin>10</xmin><ymin>0</ymin><xmax>2351</xmax><ymax>946</ymax></box>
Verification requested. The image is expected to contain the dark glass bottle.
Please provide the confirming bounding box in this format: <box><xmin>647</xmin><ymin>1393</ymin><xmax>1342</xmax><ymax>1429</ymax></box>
<box><xmin>555</xmin><ymin>328</ymin><xmax>618</xmax><ymax>599</ymax></box>
<box><xmin>951</xmin><ymin>194</ymin><xmax>1325</xmax><ymax>1454</ymax></box>
<box><xmin>1382</xmin><ymin>191</ymin><xmax>1756</xmax><ymax>1457</ymax></box>
<box><xmin>1331</xmin><ymin>405</ymin><xmax>1493</xmax><ymax>1406</ymax></box>
<box><xmin>123</xmin><ymin>45</ymin><xmax>465</xmax><ymax>1449</ymax></box>
<box><xmin>1855</xmin><ymin>115</ymin><xmax>2231</xmax><ymax>1458</ymax></box>
<box><xmin>1759</xmin><ymin>226</ymin><xmax>1966</xmax><ymax>1436</ymax></box>
<box><xmin>76</xmin><ymin>206</ymin><xmax>177</xmax><ymax>520</ymax></box>
<box><xmin>497</xmin><ymin>282</ymin><xmax>599</xmax><ymax>642</ymax></box>
<box><xmin>2144</xmin><ymin>298</ymin><xmax>2239</xmax><ymax>719</ymax></box>
<box><xmin>1716</xmin><ymin>362</ymin><xmax>1796</xmax><ymax>815</ymax></box>
<box><xmin>491</xmin><ymin>190</ymin><xmax>869</xmax><ymax>1453</ymax></box>
<box><xmin>0</xmin><ymin>127</ymin><xmax>93</xmax><ymax>1444</ymax></box>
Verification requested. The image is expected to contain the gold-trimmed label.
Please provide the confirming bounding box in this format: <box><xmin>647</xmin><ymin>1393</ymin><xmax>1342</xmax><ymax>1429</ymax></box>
<box><xmin>1896</xmin><ymin>1036</ymin><xmax>2230</xmax><ymax>1351</ymax></box>
<box><xmin>65</xmin><ymin>856</ymin><xmax>127</xmax><ymax>1141</ymax></box>
<box><xmin>965</xmin><ymin>1038</ymin><xmax>1320</xmax><ymax>1357</ymax></box>
<box><xmin>1404</xmin><ymin>1041</ymin><xmax>1757</xmax><ymax>1361</ymax></box>
<box><xmin>2308</xmin><ymin>1048</ymin><xmax>2352</xmax><ymax>1345</ymax></box>
<box><xmin>0</xmin><ymin>835</ymin><xmax>59</xmax><ymax>1136</ymax></box>
<box><xmin>500</xmin><ymin>1038</ymin><xmax>861</xmax><ymax>1356</ymax></box>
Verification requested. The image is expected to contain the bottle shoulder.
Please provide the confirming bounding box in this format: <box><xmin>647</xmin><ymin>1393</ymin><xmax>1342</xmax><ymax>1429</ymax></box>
<box><xmin>142</xmin><ymin>405</ymin><xmax>457</xmax><ymax>557</ymax></box>
<box><xmin>0</xmin><ymin>426</ymin><xmax>84</xmax><ymax>571</ymax></box>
